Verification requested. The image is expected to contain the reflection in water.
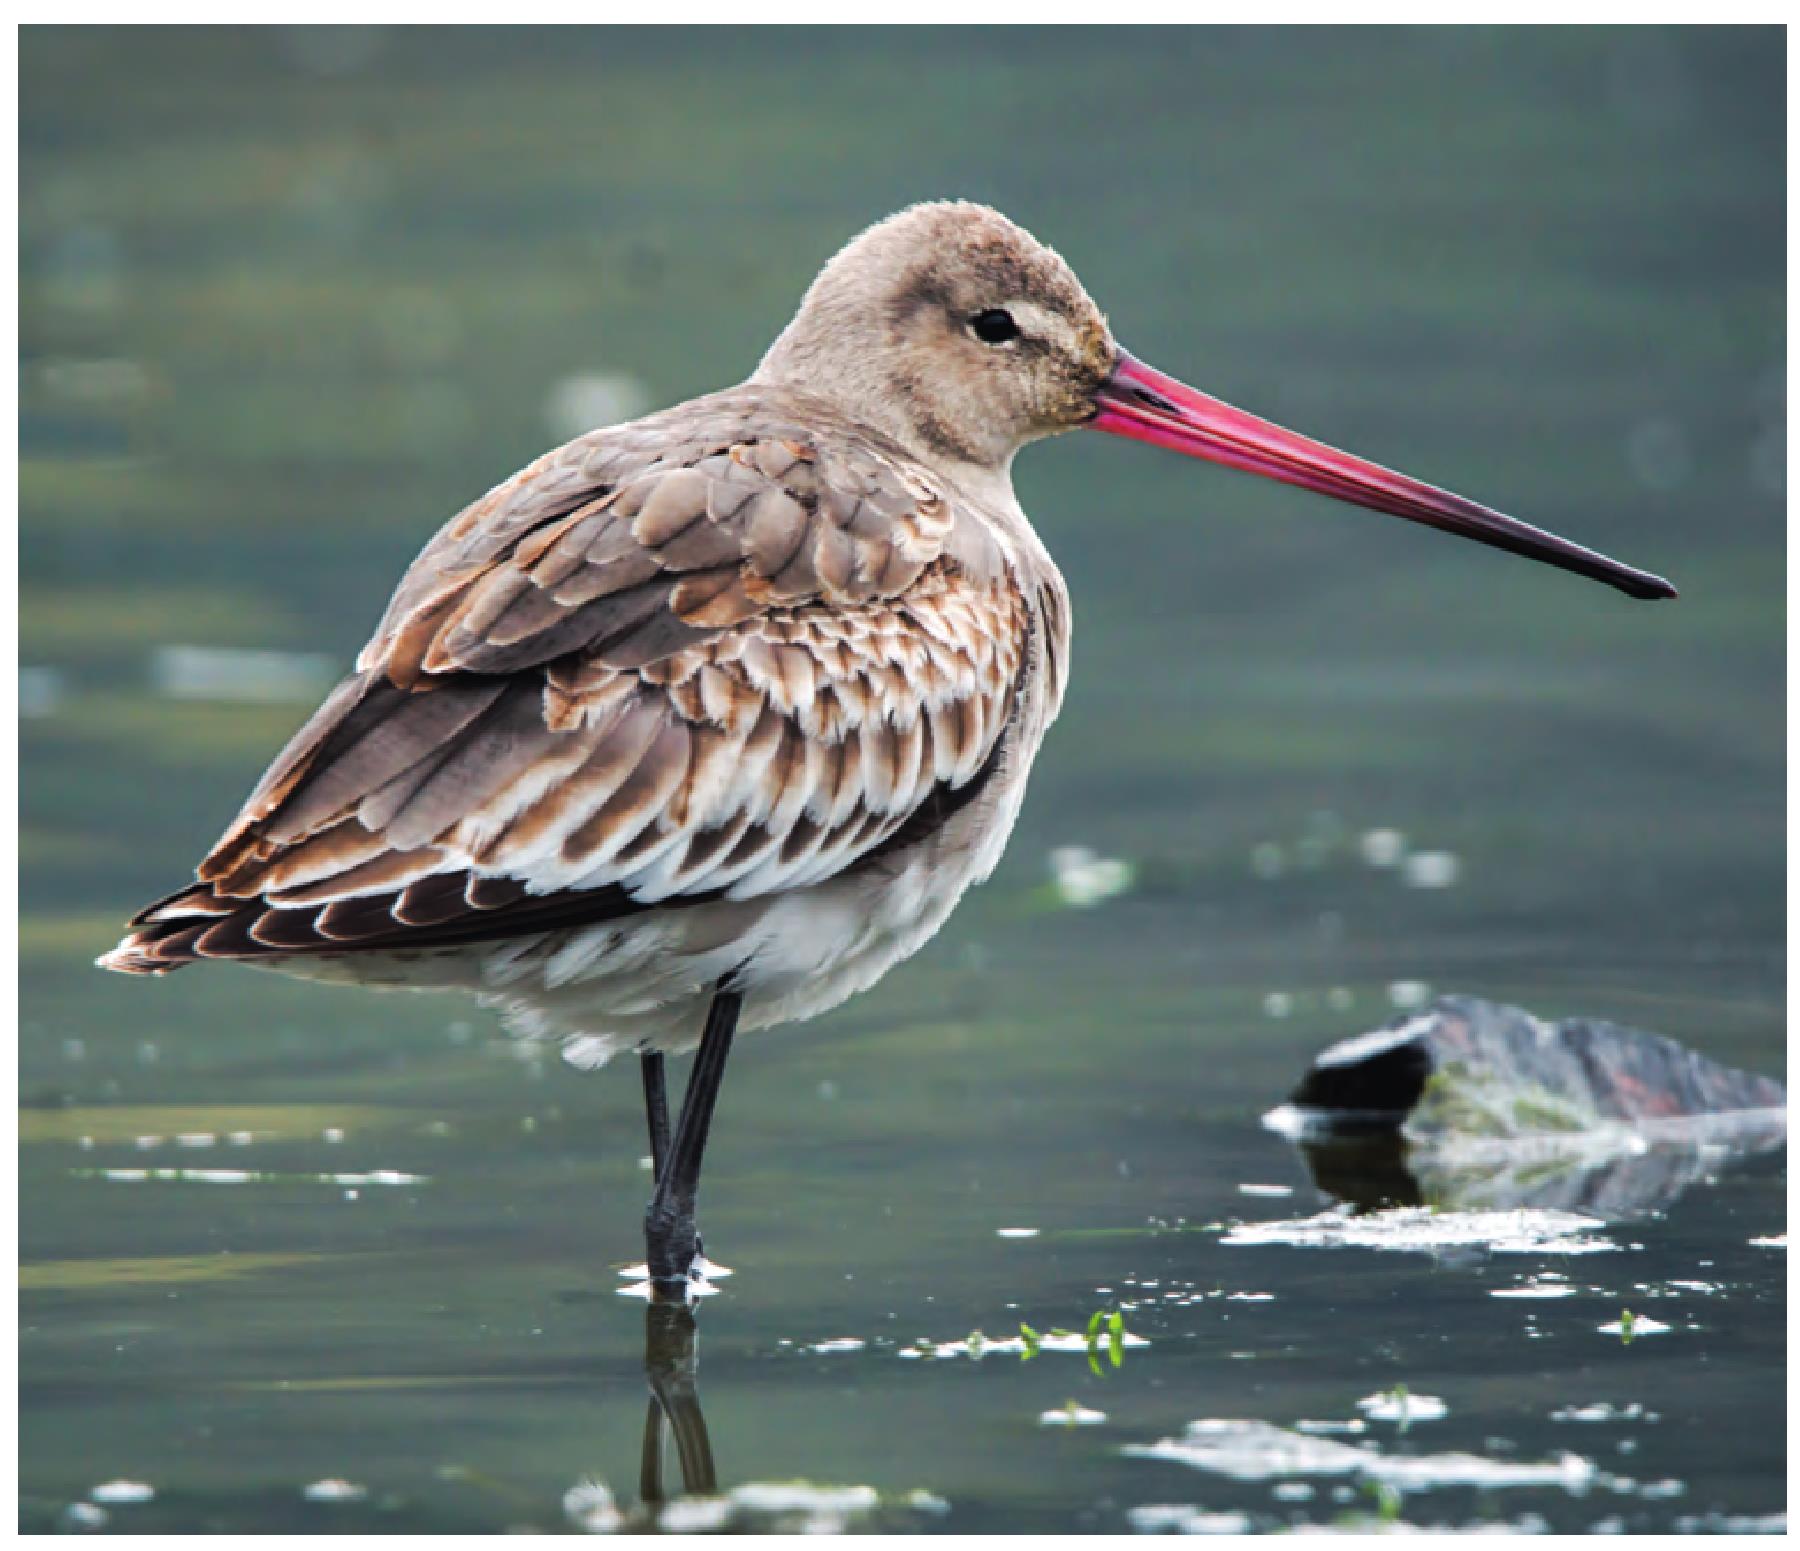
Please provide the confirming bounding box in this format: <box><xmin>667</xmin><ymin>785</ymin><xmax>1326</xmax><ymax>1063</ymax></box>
<box><xmin>560</xmin><ymin>1303</ymin><xmax>718</xmax><ymax>1533</ymax></box>
<box><xmin>638</xmin><ymin>1302</ymin><xmax>717</xmax><ymax>1506</ymax></box>
<box><xmin>1290</xmin><ymin>1130</ymin><xmax>1422</xmax><ymax>1209</ymax></box>
<box><xmin>1289</xmin><ymin>1114</ymin><xmax>1786</xmax><ymax>1221</ymax></box>
<box><xmin>589</xmin><ymin>1303</ymin><xmax>943</xmax><ymax>1534</ymax></box>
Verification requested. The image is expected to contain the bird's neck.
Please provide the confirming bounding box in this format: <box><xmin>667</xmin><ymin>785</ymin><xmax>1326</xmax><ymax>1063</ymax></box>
<box><xmin>754</xmin><ymin>325</ymin><xmax>1021</xmax><ymax>494</ymax></box>
<box><xmin>927</xmin><ymin>449</ymin><xmax>1023</xmax><ymax>514</ymax></box>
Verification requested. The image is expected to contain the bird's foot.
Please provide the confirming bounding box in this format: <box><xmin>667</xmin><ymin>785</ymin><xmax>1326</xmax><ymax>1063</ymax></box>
<box><xmin>642</xmin><ymin>1202</ymin><xmax>717</xmax><ymax>1303</ymax></box>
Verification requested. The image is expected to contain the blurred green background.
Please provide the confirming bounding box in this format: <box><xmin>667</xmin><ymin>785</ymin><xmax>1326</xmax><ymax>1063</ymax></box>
<box><xmin>19</xmin><ymin>26</ymin><xmax>1785</xmax><ymax>1535</ymax></box>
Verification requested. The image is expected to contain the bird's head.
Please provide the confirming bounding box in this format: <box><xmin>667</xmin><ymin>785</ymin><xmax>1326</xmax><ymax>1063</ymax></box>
<box><xmin>761</xmin><ymin>201</ymin><xmax>1675</xmax><ymax>601</ymax></box>
<box><xmin>758</xmin><ymin>200</ymin><xmax>1115</xmax><ymax>471</ymax></box>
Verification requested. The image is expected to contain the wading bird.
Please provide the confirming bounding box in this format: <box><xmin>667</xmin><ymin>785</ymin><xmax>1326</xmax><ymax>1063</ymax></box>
<box><xmin>102</xmin><ymin>202</ymin><xmax>1673</xmax><ymax>1297</ymax></box>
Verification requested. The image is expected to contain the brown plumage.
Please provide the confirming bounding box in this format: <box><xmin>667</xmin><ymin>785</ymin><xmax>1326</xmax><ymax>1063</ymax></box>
<box><xmin>105</xmin><ymin>379</ymin><xmax>1049</xmax><ymax>999</ymax></box>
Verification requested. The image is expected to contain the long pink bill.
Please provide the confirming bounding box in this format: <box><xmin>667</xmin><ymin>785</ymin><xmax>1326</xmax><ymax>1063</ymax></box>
<box><xmin>1091</xmin><ymin>349</ymin><xmax>1676</xmax><ymax>601</ymax></box>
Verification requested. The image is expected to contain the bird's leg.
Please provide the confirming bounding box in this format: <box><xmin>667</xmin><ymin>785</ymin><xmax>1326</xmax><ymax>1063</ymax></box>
<box><xmin>644</xmin><ymin>987</ymin><xmax>741</xmax><ymax>1296</ymax></box>
<box><xmin>640</xmin><ymin>1052</ymin><xmax>670</xmax><ymax>1184</ymax></box>
<box><xmin>641</xmin><ymin>1051</ymin><xmax>706</xmax><ymax>1276</ymax></box>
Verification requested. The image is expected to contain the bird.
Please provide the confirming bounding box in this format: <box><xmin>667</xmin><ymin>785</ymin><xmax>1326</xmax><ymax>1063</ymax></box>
<box><xmin>100</xmin><ymin>201</ymin><xmax>1675</xmax><ymax>1296</ymax></box>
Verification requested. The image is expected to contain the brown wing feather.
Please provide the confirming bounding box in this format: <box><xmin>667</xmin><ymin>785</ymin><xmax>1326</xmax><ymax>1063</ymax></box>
<box><xmin>102</xmin><ymin>386</ymin><xmax>1028</xmax><ymax>975</ymax></box>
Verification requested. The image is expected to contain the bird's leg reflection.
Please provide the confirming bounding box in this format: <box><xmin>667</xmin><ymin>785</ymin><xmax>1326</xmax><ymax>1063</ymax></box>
<box><xmin>639</xmin><ymin>1301</ymin><xmax>717</xmax><ymax>1504</ymax></box>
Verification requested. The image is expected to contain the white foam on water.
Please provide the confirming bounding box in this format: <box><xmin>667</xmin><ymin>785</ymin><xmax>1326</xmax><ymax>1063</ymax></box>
<box><xmin>900</xmin><ymin>1328</ymin><xmax>1148</xmax><ymax>1361</ymax></box>
<box><xmin>1373</xmin><ymin>1452</ymin><xmax>1597</xmax><ymax>1491</ymax></box>
<box><xmin>1598</xmin><ymin>1315</ymin><xmax>1672</xmax><ymax>1337</ymax></box>
<box><xmin>655</xmin><ymin>1497</ymin><xmax>732</xmax><ymax>1533</ymax></box>
<box><xmin>1356</xmin><ymin>1391</ymin><xmax>1448</xmax><ymax>1424</ymax></box>
<box><xmin>1551</xmin><ymin>1403</ymin><xmax>1652</xmax><ymax>1424</ymax></box>
<box><xmin>1048</xmin><ymin>846</ymin><xmax>1136</xmax><ymax>909</ymax></box>
<box><xmin>734</xmin><ymin>1483</ymin><xmax>880</xmax><ymax>1515</ymax></box>
<box><xmin>1359</xmin><ymin>828</ymin><xmax>1407</xmax><ymax>867</ymax></box>
<box><xmin>1126</xmin><ymin>1418</ymin><xmax>1610</xmax><ymax>1497</ymax></box>
<box><xmin>563</xmin><ymin>1479</ymin><xmax>624</xmax><ymax>1533</ymax></box>
<box><xmin>87</xmin><ymin>1167</ymin><xmax>426</xmax><ymax>1187</ymax></box>
<box><xmin>1040</xmin><ymin>1403</ymin><xmax>1108</xmax><ymax>1427</ymax></box>
<box><xmin>1125</xmin><ymin>1420</ymin><xmax>1372</xmax><ymax>1480</ymax></box>
<box><xmin>89</xmin><ymin>1481</ymin><xmax>154</xmax><ymax>1503</ymax></box>
<box><xmin>1673</xmin><ymin>1511</ymin><xmax>1786</xmax><ymax>1533</ymax></box>
<box><xmin>712</xmin><ymin>1481</ymin><xmax>892</xmax><ymax>1534</ymax></box>
<box><xmin>1221</xmin><ymin>1205</ymin><xmax>1617</xmax><ymax>1257</ymax></box>
<box><xmin>1127</xmin><ymin>1503</ymin><xmax>1255</xmax><ymax>1534</ymax></box>
<box><xmin>1402</xmin><ymin>850</ymin><xmax>1461</xmax><ymax>889</ymax></box>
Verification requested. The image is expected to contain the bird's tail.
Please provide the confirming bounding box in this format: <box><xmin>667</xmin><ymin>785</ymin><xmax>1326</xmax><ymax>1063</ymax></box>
<box><xmin>96</xmin><ymin>883</ymin><xmax>234</xmax><ymax>975</ymax></box>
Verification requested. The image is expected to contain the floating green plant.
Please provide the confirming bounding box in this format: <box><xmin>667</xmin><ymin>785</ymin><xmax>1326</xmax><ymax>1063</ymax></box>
<box><xmin>1083</xmin><ymin>1309</ymin><xmax>1126</xmax><ymax>1375</ymax></box>
<box><xmin>1367</xmin><ymin>1479</ymin><xmax>1403</xmax><ymax>1524</ymax></box>
<box><xmin>1387</xmin><ymin>1382</ymin><xmax>1413</xmax><ymax>1433</ymax></box>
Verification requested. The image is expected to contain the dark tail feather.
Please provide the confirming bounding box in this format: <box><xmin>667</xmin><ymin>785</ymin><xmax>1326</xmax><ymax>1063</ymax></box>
<box><xmin>98</xmin><ymin>869</ymin><xmax>701</xmax><ymax>975</ymax></box>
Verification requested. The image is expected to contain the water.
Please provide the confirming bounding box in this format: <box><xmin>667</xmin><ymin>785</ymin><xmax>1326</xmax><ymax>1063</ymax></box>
<box><xmin>20</xmin><ymin>28</ymin><xmax>1784</xmax><ymax>1535</ymax></box>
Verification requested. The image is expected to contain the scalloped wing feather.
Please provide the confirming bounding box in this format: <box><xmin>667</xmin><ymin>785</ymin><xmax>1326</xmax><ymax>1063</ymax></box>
<box><xmin>102</xmin><ymin>386</ymin><xmax>1030</xmax><ymax>974</ymax></box>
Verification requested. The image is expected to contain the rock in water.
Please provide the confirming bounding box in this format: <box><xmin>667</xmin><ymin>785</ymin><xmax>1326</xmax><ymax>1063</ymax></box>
<box><xmin>1269</xmin><ymin>996</ymin><xmax>1785</xmax><ymax>1218</ymax></box>
<box><xmin>1283</xmin><ymin>995</ymin><xmax>1783</xmax><ymax>1135</ymax></box>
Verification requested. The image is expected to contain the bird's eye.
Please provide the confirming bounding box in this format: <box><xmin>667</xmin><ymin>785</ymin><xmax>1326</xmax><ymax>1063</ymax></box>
<box><xmin>970</xmin><ymin>308</ymin><xmax>1021</xmax><ymax>345</ymax></box>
